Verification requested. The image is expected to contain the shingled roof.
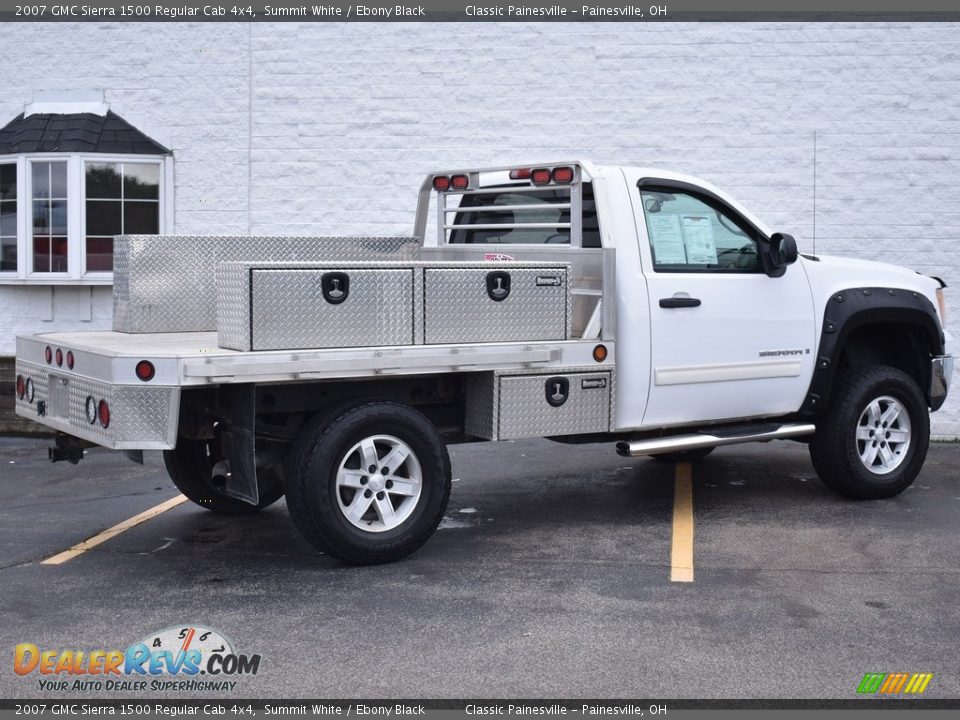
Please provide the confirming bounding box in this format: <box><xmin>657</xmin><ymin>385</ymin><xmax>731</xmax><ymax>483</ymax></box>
<box><xmin>0</xmin><ymin>110</ymin><xmax>170</xmax><ymax>155</ymax></box>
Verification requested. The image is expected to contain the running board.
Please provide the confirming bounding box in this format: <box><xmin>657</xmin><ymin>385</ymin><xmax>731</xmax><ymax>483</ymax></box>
<box><xmin>615</xmin><ymin>422</ymin><xmax>817</xmax><ymax>457</ymax></box>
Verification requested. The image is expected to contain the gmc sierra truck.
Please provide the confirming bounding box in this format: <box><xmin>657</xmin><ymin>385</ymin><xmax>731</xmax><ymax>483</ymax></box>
<box><xmin>13</xmin><ymin>161</ymin><xmax>954</xmax><ymax>564</ymax></box>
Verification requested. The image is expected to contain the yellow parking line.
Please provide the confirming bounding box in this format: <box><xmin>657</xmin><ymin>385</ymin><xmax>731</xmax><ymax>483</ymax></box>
<box><xmin>41</xmin><ymin>494</ymin><xmax>188</xmax><ymax>566</ymax></box>
<box><xmin>670</xmin><ymin>461</ymin><xmax>694</xmax><ymax>582</ymax></box>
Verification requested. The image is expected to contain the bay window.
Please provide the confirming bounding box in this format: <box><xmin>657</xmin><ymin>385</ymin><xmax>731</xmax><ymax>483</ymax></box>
<box><xmin>0</xmin><ymin>154</ymin><xmax>171</xmax><ymax>282</ymax></box>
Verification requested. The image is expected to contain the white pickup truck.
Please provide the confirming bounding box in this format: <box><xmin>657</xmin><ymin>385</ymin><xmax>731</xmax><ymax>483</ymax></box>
<box><xmin>14</xmin><ymin>161</ymin><xmax>954</xmax><ymax>564</ymax></box>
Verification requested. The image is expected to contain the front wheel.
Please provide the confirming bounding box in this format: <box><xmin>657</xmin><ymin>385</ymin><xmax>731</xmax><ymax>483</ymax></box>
<box><xmin>809</xmin><ymin>364</ymin><xmax>929</xmax><ymax>499</ymax></box>
<box><xmin>284</xmin><ymin>401</ymin><xmax>451</xmax><ymax>565</ymax></box>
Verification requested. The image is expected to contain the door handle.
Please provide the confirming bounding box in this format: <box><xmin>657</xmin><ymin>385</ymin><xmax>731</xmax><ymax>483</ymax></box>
<box><xmin>659</xmin><ymin>297</ymin><xmax>701</xmax><ymax>309</ymax></box>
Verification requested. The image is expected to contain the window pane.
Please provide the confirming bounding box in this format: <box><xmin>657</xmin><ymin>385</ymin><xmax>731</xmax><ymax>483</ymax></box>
<box><xmin>85</xmin><ymin>237</ymin><xmax>113</xmax><ymax>272</ymax></box>
<box><xmin>33</xmin><ymin>236</ymin><xmax>50</xmax><ymax>272</ymax></box>
<box><xmin>32</xmin><ymin>200</ymin><xmax>50</xmax><ymax>233</ymax></box>
<box><xmin>32</xmin><ymin>163</ymin><xmax>49</xmax><ymax>199</ymax></box>
<box><xmin>86</xmin><ymin>163</ymin><xmax>122</xmax><ymax>199</ymax></box>
<box><xmin>50</xmin><ymin>200</ymin><xmax>67</xmax><ymax>235</ymax></box>
<box><xmin>0</xmin><ymin>164</ymin><xmax>15</xmax><ymax>200</ymax></box>
<box><xmin>124</xmin><ymin>164</ymin><xmax>160</xmax><ymax>200</ymax></box>
<box><xmin>51</xmin><ymin>236</ymin><xmax>67</xmax><ymax>272</ymax></box>
<box><xmin>86</xmin><ymin>200</ymin><xmax>122</xmax><ymax>236</ymax></box>
<box><xmin>0</xmin><ymin>201</ymin><xmax>15</xmax><ymax>236</ymax></box>
<box><xmin>124</xmin><ymin>201</ymin><xmax>159</xmax><ymax>234</ymax></box>
<box><xmin>50</xmin><ymin>162</ymin><xmax>67</xmax><ymax>198</ymax></box>
<box><xmin>0</xmin><ymin>238</ymin><xmax>15</xmax><ymax>272</ymax></box>
<box><xmin>641</xmin><ymin>189</ymin><xmax>760</xmax><ymax>272</ymax></box>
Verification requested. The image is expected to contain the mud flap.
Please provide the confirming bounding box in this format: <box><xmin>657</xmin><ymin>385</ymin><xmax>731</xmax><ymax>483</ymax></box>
<box><xmin>220</xmin><ymin>384</ymin><xmax>260</xmax><ymax>506</ymax></box>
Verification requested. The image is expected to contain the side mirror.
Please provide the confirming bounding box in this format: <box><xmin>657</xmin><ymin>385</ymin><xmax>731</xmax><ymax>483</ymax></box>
<box><xmin>765</xmin><ymin>232</ymin><xmax>798</xmax><ymax>276</ymax></box>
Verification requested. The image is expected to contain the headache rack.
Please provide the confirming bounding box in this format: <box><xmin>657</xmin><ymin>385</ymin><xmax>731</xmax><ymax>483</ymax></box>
<box><xmin>414</xmin><ymin>162</ymin><xmax>588</xmax><ymax>248</ymax></box>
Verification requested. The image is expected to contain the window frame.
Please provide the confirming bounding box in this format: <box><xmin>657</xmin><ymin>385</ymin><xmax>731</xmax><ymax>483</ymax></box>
<box><xmin>637</xmin><ymin>178</ymin><xmax>769</xmax><ymax>275</ymax></box>
<box><xmin>0</xmin><ymin>152</ymin><xmax>172</xmax><ymax>284</ymax></box>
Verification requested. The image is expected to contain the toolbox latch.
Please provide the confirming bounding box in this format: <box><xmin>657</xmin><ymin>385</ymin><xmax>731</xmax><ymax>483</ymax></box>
<box><xmin>545</xmin><ymin>377</ymin><xmax>570</xmax><ymax>407</ymax></box>
<box><xmin>321</xmin><ymin>272</ymin><xmax>350</xmax><ymax>305</ymax></box>
<box><xmin>486</xmin><ymin>271</ymin><xmax>511</xmax><ymax>301</ymax></box>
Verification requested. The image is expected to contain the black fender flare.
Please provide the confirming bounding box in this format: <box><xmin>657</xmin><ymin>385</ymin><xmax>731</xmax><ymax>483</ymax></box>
<box><xmin>801</xmin><ymin>287</ymin><xmax>944</xmax><ymax>416</ymax></box>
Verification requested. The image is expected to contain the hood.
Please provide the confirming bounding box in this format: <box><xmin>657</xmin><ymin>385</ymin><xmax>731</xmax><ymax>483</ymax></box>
<box><xmin>804</xmin><ymin>253</ymin><xmax>941</xmax><ymax>297</ymax></box>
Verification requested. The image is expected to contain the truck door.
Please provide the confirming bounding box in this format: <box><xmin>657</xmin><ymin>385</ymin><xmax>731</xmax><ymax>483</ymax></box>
<box><xmin>628</xmin><ymin>175</ymin><xmax>817</xmax><ymax>427</ymax></box>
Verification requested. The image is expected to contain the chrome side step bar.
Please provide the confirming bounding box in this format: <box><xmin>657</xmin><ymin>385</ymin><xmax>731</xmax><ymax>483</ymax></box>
<box><xmin>615</xmin><ymin>422</ymin><xmax>817</xmax><ymax>457</ymax></box>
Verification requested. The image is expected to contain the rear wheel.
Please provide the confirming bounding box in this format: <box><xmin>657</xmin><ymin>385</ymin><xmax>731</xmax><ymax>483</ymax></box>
<box><xmin>809</xmin><ymin>365</ymin><xmax>929</xmax><ymax>499</ymax></box>
<box><xmin>284</xmin><ymin>401</ymin><xmax>451</xmax><ymax>565</ymax></box>
<box><xmin>163</xmin><ymin>437</ymin><xmax>284</xmax><ymax>514</ymax></box>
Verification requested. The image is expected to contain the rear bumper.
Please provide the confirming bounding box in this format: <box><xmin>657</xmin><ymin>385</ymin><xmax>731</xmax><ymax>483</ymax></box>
<box><xmin>14</xmin><ymin>358</ymin><xmax>179</xmax><ymax>450</ymax></box>
<box><xmin>930</xmin><ymin>354</ymin><xmax>954</xmax><ymax>411</ymax></box>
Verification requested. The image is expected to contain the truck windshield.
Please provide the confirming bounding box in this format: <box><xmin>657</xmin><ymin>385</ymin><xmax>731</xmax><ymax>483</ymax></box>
<box><xmin>448</xmin><ymin>183</ymin><xmax>600</xmax><ymax>247</ymax></box>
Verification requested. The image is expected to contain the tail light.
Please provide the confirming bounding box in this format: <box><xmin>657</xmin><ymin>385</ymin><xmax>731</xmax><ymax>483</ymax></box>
<box><xmin>55</xmin><ymin>348</ymin><xmax>63</xmax><ymax>367</ymax></box>
<box><xmin>552</xmin><ymin>166</ymin><xmax>574</xmax><ymax>184</ymax></box>
<box><xmin>531</xmin><ymin>168</ymin><xmax>552</xmax><ymax>186</ymax></box>
<box><xmin>450</xmin><ymin>174</ymin><xmax>470</xmax><ymax>190</ymax></box>
<box><xmin>16</xmin><ymin>375</ymin><xmax>25</xmax><ymax>400</ymax></box>
<box><xmin>66</xmin><ymin>351</ymin><xmax>75</xmax><ymax>370</ymax></box>
<box><xmin>135</xmin><ymin>360</ymin><xmax>155</xmax><ymax>382</ymax></box>
<box><xmin>44</xmin><ymin>346</ymin><xmax>52</xmax><ymax>364</ymax></box>
<box><xmin>85</xmin><ymin>396</ymin><xmax>97</xmax><ymax>424</ymax></box>
<box><xmin>432</xmin><ymin>175</ymin><xmax>450</xmax><ymax>191</ymax></box>
<box><xmin>97</xmin><ymin>399</ymin><xmax>110</xmax><ymax>428</ymax></box>
<box><xmin>509</xmin><ymin>168</ymin><xmax>532</xmax><ymax>180</ymax></box>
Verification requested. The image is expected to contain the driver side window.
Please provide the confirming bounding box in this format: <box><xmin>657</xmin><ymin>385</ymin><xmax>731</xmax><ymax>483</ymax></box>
<box><xmin>640</xmin><ymin>187</ymin><xmax>762</xmax><ymax>272</ymax></box>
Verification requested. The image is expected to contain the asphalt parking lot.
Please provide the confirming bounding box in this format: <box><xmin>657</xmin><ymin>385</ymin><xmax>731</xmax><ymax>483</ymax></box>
<box><xmin>1</xmin><ymin>435</ymin><xmax>958</xmax><ymax>700</ymax></box>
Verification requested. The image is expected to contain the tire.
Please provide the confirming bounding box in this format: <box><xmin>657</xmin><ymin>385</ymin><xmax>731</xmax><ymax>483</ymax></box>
<box><xmin>650</xmin><ymin>447</ymin><xmax>715</xmax><ymax>463</ymax></box>
<box><xmin>284</xmin><ymin>401</ymin><xmax>451</xmax><ymax>565</ymax></box>
<box><xmin>809</xmin><ymin>364</ymin><xmax>929</xmax><ymax>499</ymax></box>
<box><xmin>163</xmin><ymin>437</ymin><xmax>285</xmax><ymax>514</ymax></box>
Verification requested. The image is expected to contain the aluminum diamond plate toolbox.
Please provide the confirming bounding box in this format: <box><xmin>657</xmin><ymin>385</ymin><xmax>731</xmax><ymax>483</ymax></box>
<box><xmin>465</xmin><ymin>368</ymin><xmax>612</xmax><ymax>440</ymax></box>
<box><xmin>113</xmin><ymin>235</ymin><xmax>421</xmax><ymax>334</ymax></box>
<box><xmin>423</xmin><ymin>264</ymin><xmax>570</xmax><ymax>344</ymax></box>
<box><xmin>498</xmin><ymin>370</ymin><xmax>611</xmax><ymax>440</ymax></box>
<box><xmin>217</xmin><ymin>262</ymin><xmax>416</xmax><ymax>351</ymax></box>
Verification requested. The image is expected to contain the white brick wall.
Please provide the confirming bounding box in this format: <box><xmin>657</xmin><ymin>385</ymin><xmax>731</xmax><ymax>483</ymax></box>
<box><xmin>0</xmin><ymin>21</ymin><xmax>957</xmax><ymax>436</ymax></box>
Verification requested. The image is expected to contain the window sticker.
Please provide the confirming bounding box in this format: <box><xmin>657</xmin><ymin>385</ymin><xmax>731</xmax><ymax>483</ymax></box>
<box><xmin>681</xmin><ymin>214</ymin><xmax>718</xmax><ymax>264</ymax></box>
<box><xmin>647</xmin><ymin>213</ymin><xmax>686</xmax><ymax>264</ymax></box>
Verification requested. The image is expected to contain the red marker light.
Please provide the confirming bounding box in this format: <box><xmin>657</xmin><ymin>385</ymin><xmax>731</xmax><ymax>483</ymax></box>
<box><xmin>98</xmin><ymin>399</ymin><xmax>110</xmax><ymax>428</ymax></box>
<box><xmin>45</xmin><ymin>346</ymin><xmax>52</xmax><ymax>364</ymax></box>
<box><xmin>450</xmin><ymin>174</ymin><xmax>469</xmax><ymax>190</ymax></box>
<box><xmin>135</xmin><ymin>360</ymin><xmax>156</xmax><ymax>382</ymax></box>
<box><xmin>531</xmin><ymin>168</ymin><xmax>551</xmax><ymax>186</ymax></box>
<box><xmin>55</xmin><ymin>348</ymin><xmax>63</xmax><ymax>367</ymax></box>
<box><xmin>66</xmin><ymin>351</ymin><xmax>75</xmax><ymax>370</ymax></box>
<box><xmin>552</xmin><ymin>166</ymin><xmax>574</xmax><ymax>184</ymax></box>
<box><xmin>16</xmin><ymin>375</ymin><xmax>25</xmax><ymax>400</ymax></box>
<box><xmin>432</xmin><ymin>176</ymin><xmax>451</xmax><ymax>191</ymax></box>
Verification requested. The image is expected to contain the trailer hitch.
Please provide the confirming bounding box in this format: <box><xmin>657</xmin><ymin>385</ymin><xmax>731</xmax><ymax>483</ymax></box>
<box><xmin>48</xmin><ymin>432</ymin><xmax>96</xmax><ymax>465</ymax></box>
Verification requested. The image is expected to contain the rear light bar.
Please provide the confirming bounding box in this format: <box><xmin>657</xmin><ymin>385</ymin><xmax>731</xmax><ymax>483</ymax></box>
<box><xmin>434</xmin><ymin>174</ymin><xmax>471</xmax><ymax>192</ymax></box>
<box><xmin>531</xmin><ymin>168</ymin><xmax>551</xmax><ymax>186</ymax></box>
<box><xmin>509</xmin><ymin>166</ymin><xmax>575</xmax><ymax>185</ymax></box>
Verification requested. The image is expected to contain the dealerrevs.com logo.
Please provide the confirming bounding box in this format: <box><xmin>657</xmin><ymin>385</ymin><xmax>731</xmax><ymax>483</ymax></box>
<box><xmin>14</xmin><ymin>625</ymin><xmax>261</xmax><ymax>693</ymax></box>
